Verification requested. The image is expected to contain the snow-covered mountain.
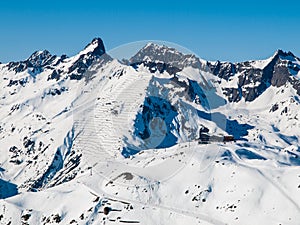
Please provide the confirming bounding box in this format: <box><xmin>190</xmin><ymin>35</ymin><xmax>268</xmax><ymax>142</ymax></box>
<box><xmin>0</xmin><ymin>38</ymin><xmax>300</xmax><ymax>225</ymax></box>
<box><xmin>207</xmin><ymin>50</ymin><xmax>300</xmax><ymax>102</ymax></box>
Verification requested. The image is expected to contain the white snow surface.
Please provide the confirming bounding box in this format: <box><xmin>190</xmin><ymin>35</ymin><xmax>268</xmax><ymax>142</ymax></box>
<box><xmin>0</xmin><ymin>43</ymin><xmax>300</xmax><ymax>225</ymax></box>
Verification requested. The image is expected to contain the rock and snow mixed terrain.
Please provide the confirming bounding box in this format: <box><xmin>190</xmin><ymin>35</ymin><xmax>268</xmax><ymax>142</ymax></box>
<box><xmin>0</xmin><ymin>38</ymin><xmax>300</xmax><ymax>225</ymax></box>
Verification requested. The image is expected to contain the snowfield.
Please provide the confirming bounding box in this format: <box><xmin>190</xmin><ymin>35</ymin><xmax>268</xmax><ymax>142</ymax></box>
<box><xmin>0</xmin><ymin>38</ymin><xmax>300</xmax><ymax>225</ymax></box>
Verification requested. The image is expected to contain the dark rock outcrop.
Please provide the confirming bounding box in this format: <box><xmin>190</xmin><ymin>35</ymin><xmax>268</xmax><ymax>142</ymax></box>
<box><xmin>7</xmin><ymin>50</ymin><xmax>57</xmax><ymax>74</ymax></box>
<box><xmin>5</xmin><ymin>38</ymin><xmax>109</xmax><ymax>82</ymax></box>
<box><xmin>208</xmin><ymin>50</ymin><xmax>300</xmax><ymax>102</ymax></box>
<box><xmin>129</xmin><ymin>43</ymin><xmax>205</xmax><ymax>75</ymax></box>
<box><xmin>68</xmin><ymin>38</ymin><xmax>106</xmax><ymax>80</ymax></box>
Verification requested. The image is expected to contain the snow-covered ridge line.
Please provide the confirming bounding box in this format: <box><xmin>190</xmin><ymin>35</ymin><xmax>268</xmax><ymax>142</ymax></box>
<box><xmin>0</xmin><ymin>38</ymin><xmax>300</xmax><ymax>225</ymax></box>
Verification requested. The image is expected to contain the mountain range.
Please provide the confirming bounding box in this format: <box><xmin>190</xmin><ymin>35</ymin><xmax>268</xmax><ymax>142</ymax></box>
<box><xmin>0</xmin><ymin>38</ymin><xmax>300</xmax><ymax>225</ymax></box>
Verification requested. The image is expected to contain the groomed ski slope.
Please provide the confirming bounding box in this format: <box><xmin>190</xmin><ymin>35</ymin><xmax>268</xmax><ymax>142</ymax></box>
<box><xmin>2</xmin><ymin>141</ymin><xmax>300</xmax><ymax>225</ymax></box>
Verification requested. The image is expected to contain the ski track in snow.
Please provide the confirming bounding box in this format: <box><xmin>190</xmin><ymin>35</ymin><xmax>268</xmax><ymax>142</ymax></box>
<box><xmin>81</xmin><ymin>179</ymin><xmax>226</xmax><ymax>225</ymax></box>
<box><xmin>256</xmin><ymin>169</ymin><xmax>300</xmax><ymax>212</ymax></box>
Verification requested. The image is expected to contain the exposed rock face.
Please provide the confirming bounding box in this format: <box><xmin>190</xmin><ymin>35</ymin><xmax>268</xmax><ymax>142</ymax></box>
<box><xmin>7</xmin><ymin>50</ymin><xmax>57</xmax><ymax>74</ymax></box>
<box><xmin>129</xmin><ymin>43</ymin><xmax>205</xmax><ymax>74</ymax></box>
<box><xmin>209</xmin><ymin>61</ymin><xmax>236</xmax><ymax>81</ymax></box>
<box><xmin>6</xmin><ymin>40</ymin><xmax>298</xmax><ymax>102</ymax></box>
<box><xmin>129</xmin><ymin>43</ymin><xmax>300</xmax><ymax>102</ymax></box>
<box><xmin>69</xmin><ymin>38</ymin><xmax>106</xmax><ymax>80</ymax></box>
<box><xmin>207</xmin><ymin>50</ymin><xmax>300</xmax><ymax>102</ymax></box>
<box><xmin>5</xmin><ymin>37</ymin><xmax>108</xmax><ymax>82</ymax></box>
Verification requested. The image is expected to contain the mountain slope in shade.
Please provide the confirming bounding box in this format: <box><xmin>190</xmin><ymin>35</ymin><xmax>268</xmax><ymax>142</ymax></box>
<box><xmin>0</xmin><ymin>39</ymin><xmax>300</xmax><ymax>225</ymax></box>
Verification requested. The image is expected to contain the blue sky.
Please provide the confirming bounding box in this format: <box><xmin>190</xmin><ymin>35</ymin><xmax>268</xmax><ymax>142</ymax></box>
<box><xmin>0</xmin><ymin>0</ymin><xmax>299</xmax><ymax>62</ymax></box>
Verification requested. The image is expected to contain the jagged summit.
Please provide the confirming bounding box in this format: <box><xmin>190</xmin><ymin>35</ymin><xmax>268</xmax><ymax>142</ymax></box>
<box><xmin>129</xmin><ymin>42</ymin><xmax>204</xmax><ymax>72</ymax></box>
<box><xmin>27</xmin><ymin>50</ymin><xmax>52</xmax><ymax>60</ymax></box>
<box><xmin>7</xmin><ymin>38</ymin><xmax>105</xmax><ymax>65</ymax></box>
<box><xmin>4</xmin><ymin>38</ymin><xmax>108</xmax><ymax>80</ymax></box>
<box><xmin>6</xmin><ymin>49</ymin><xmax>58</xmax><ymax>74</ymax></box>
<box><xmin>271</xmin><ymin>49</ymin><xmax>300</xmax><ymax>68</ymax></box>
<box><xmin>274</xmin><ymin>49</ymin><xmax>297</xmax><ymax>58</ymax></box>
<box><xmin>67</xmin><ymin>38</ymin><xmax>107</xmax><ymax>80</ymax></box>
<box><xmin>140</xmin><ymin>42</ymin><xmax>182</xmax><ymax>55</ymax></box>
<box><xmin>206</xmin><ymin>48</ymin><xmax>300</xmax><ymax>102</ymax></box>
<box><xmin>130</xmin><ymin>42</ymin><xmax>194</xmax><ymax>62</ymax></box>
<box><xmin>2</xmin><ymin>39</ymin><xmax>299</xmax><ymax>98</ymax></box>
<box><xmin>82</xmin><ymin>37</ymin><xmax>105</xmax><ymax>57</ymax></box>
<box><xmin>26</xmin><ymin>50</ymin><xmax>53</xmax><ymax>67</ymax></box>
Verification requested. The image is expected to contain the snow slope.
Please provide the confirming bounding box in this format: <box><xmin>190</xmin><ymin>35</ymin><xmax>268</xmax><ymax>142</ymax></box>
<box><xmin>0</xmin><ymin>39</ymin><xmax>300</xmax><ymax>225</ymax></box>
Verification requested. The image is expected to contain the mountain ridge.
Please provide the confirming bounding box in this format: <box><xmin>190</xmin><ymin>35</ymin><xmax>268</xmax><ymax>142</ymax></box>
<box><xmin>0</xmin><ymin>38</ymin><xmax>300</xmax><ymax>225</ymax></box>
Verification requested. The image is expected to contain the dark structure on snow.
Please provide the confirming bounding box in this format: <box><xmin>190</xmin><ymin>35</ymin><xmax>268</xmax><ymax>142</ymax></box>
<box><xmin>198</xmin><ymin>127</ymin><xmax>235</xmax><ymax>144</ymax></box>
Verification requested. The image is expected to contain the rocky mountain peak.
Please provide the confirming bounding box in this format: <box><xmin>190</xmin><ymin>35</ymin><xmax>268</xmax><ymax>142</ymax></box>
<box><xmin>6</xmin><ymin>49</ymin><xmax>57</xmax><ymax>74</ymax></box>
<box><xmin>67</xmin><ymin>38</ymin><xmax>107</xmax><ymax>80</ymax></box>
<box><xmin>26</xmin><ymin>50</ymin><xmax>53</xmax><ymax>67</ymax></box>
<box><xmin>207</xmin><ymin>49</ymin><xmax>300</xmax><ymax>102</ymax></box>
<box><xmin>274</xmin><ymin>49</ymin><xmax>296</xmax><ymax>59</ymax></box>
<box><xmin>129</xmin><ymin>42</ymin><xmax>204</xmax><ymax>74</ymax></box>
<box><xmin>130</xmin><ymin>42</ymin><xmax>183</xmax><ymax>63</ymax></box>
<box><xmin>83</xmin><ymin>37</ymin><xmax>105</xmax><ymax>57</ymax></box>
<box><xmin>141</xmin><ymin>42</ymin><xmax>180</xmax><ymax>56</ymax></box>
<box><xmin>266</xmin><ymin>49</ymin><xmax>299</xmax><ymax>67</ymax></box>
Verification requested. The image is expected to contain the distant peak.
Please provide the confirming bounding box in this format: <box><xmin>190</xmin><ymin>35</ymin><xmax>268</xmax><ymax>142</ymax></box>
<box><xmin>273</xmin><ymin>49</ymin><xmax>296</xmax><ymax>59</ymax></box>
<box><xmin>129</xmin><ymin>42</ymin><xmax>183</xmax><ymax>65</ymax></box>
<box><xmin>143</xmin><ymin>42</ymin><xmax>163</xmax><ymax>49</ymax></box>
<box><xmin>144</xmin><ymin>42</ymin><xmax>157</xmax><ymax>48</ymax></box>
<box><xmin>83</xmin><ymin>37</ymin><xmax>105</xmax><ymax>57</ymax></box>
<box><xmin>28</xmin><ymin>50</ymin><xmax>52</xmax><ymax>60</ymax></box>
<box><xmin>87</xmin><ymin>37</ymin><xmax>104</xmax><ymax>47</ymax></box>
<box><xmin>130</xmin><ymin>42</ymin><xmax>203</xmax><ymax>70</ymax></box>
<box><xmin>26</xmin><ymin>50</ymin><xmax>52</xmax><ymax>64</ymax></box>
<box><xmin>141</xmin><ymin>42</ymin><xmax>180</xmax><ymax>53</ymax></box>
<box><xmin>276</xmin><ymin>49</ymin><xmax>284</xmax><ymax>56</ymax></box>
